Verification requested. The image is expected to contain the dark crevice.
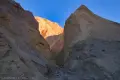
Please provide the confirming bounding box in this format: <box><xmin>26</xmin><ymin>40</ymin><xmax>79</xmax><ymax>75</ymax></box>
<box><xmin>19</xmin><ymin>57</ymin><xmax>29</xmax><ymax>68</ymax></box>
<box><xmin>102</xmin><ymin>49</ymin><xmax>105</xmax><ymax>52</ymax></box>
<box><xmin>39</xmin><ymin>42</ymin><xmax>44</xmax><ymax>46</ymax></box>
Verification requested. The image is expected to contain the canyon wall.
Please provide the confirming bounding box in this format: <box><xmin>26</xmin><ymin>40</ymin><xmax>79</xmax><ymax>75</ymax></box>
<box><xmin>1</xmin><ymin>1</ymin><xmax>120</xmax><ymax>80</ymax></box>
<box><xmin>0</xmin><ymin>0</ymin><xmax>52</xmax><ymax>79</ymax></box>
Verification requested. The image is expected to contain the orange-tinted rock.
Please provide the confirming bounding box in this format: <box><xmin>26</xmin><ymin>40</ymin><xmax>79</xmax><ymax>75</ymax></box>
<box><xmin>35</xmin><ymin>17</ymin><xmax>64</xmax><ymax>53</ymax></box>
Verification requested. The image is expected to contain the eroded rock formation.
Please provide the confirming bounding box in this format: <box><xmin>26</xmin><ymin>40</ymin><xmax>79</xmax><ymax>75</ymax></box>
<box><xmin>0</xmin><ymin>0</ymin><xmax>52</xmax><ymax>79</ymax></box>
<box><xmin>60</xmin><ymin>5</ymin><xmax>120</xmax><ymax>80</ymax></box>
<box><xmin>1</xmin><ymin>0</ymin><xmax>120</xmax><ymax>80</ymax></box>
<box><xmin>64</xmin><ymin>5</ymin><xmax>120</xmax><ymax>61</ymax></box>
<box><xmin>35</xmin><ymin>17</ymin><xmax>64</xmax><ymax>54</ymax></box>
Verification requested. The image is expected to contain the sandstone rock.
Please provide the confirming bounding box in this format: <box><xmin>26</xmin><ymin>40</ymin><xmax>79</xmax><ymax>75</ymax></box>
<box><xmin>63</xmin><ymin>39</ymin><xmax>120</xmax><ymax>80</ymax></box>
<box><xmin>1</xmin><ymin>1</ymin><xmax>120</xmax><ymax>80</ymax></box>
<box><xmin>0</xmin><ymin>0</ymin><xmax>51</xmax><ymax>79</ymax></box>
<box><xmin>35</xmin><ymin>17</ymin><xmax>64</xmax><ymax>54</ymax></box>
<box><xmin>58</xmin><ymin>5</ymin><xmax>120</xmax><ymax>80</ymax></box>
<box><xmin>64</xmin><ymin>5</ymin><xmax>120</xmax><ymax>62</ymax></box>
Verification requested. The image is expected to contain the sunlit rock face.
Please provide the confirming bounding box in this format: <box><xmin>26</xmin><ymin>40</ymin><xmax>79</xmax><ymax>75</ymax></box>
<box><xmin>0</xmin><ymin>0</ymin><xmax>51</xmax><ymax>79</ymax></box>
<box><xmin>35</xmin><ymin>17</ymin><xmax>64</xmax><ymax>54</ymax></box>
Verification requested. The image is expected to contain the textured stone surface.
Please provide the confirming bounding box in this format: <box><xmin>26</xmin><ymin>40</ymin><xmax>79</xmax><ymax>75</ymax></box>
<box><xmin>0</xmin><ymin>0</ymin><xmax>51</xmax><ymax>80</ymax></box>
<box><xmin>35</xmin><ymin>17</ymin><xmax>64</xmax><ymax>54</ymax></box>
<box><xmin>63</xmin><ymin>39</ymin><xmax>120</xmax><ymax>80</ymax></box>
<box><xmin>1</xmin><ymin>1</ymin><xmax>120</xmax><ymax>80</ymax></box>
<box><xmin>55</xmin><ymin>5</ymin><xmax>120</xmax><ymax>80</ymax></box>
<box><xmin>64</xmin><ymin>5</ymin><xmax>120</xmax><ymax>62</ymax></box>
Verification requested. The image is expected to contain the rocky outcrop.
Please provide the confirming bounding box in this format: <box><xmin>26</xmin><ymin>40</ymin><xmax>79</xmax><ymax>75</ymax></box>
<box><xmin>64</xmin><ymin>5</ymin><xmax>120</xmax><ymax>61</ymax></box>
<box><xmin>63</xmin><ymin>39</ymin><xmax>120</xmax><ymax>80</ymax></box>
<box><xmin>1</xmin><ymin>0</ymin><xmax>120</xmax><ymax>80</ymax></box>
<box><xmin>0</xmin><ymin>0</ymin><xmax>52</xmax><ymax>79</ymax></box>
<box><xmin>35</xmin><ymin>17</ymin><xmax>64</xmax><ymax>54</ymax></box>
<box><xmin>58</xmin><ymin>5</ymin><xmax>120</xmax><ymax>79</ymax></box>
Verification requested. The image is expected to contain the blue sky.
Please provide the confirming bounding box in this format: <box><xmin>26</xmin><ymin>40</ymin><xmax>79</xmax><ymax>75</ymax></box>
<box><xmin>16</xmin><ymin>0</ymin><xmax>120</xmax><ymax>27</ymax></box>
